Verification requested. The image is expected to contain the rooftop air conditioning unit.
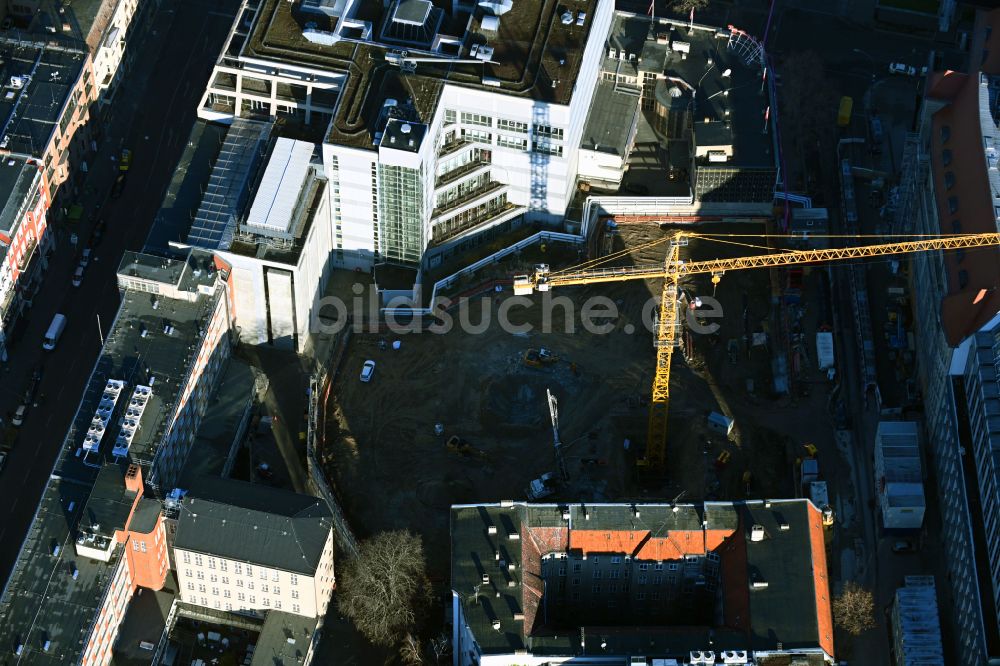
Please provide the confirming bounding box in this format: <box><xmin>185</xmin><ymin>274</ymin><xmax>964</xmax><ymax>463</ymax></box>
<box><xmin>750</xmin><ymin>525</ymin><xmax>765</xmax><ymax>541</ymax></box>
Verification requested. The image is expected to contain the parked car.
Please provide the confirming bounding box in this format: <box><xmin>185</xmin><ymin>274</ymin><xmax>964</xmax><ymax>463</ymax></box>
<box><xmin>111</xmin><ymin>173</ymin><xmax>126</xmax><ymax>199</ymax></box>
<box><xmin>360</xmin><ymin>360</ymin><xmax>376</xmax><ymax>382</ymax></box>
<box><xmin>888</xmin><ymin>62</ymin><xmax>916</xmax><ymax>76</ymax></box>
<box><xmin>72</xmin><ymin>264</ymin><xmax>85</xmax><ymax>287</ymax></box>
<box><xmin>891</xmin><ymin>539</ymin><xmax>915</xmax><ymax>553</ymax></box>
<box><xmin>80</xmin><ymin>247</ymin><xmax>92</xmax><ymax>268</ymax></box>
<box><xmin>11</xmin><ymin>404</ymin><xmax>27</xmax><ymax>427</ymax></box>
<box><xmin>119</xmin><ymin>148</ymin><xmax>132</xmax><ymax>172</ymax></box>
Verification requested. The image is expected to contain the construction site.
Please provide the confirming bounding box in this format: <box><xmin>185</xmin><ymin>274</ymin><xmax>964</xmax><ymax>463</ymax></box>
<box><xmin>320</xmin><ymin>221</ymin><xmax>841</xmax><ymax>575</ymax></box>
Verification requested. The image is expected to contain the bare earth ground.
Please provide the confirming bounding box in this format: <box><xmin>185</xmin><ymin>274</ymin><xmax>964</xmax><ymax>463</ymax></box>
<box><xmin>322</xmin><ymin>223</ymin><xmax>823</xmax><ymax>581</ymax></box>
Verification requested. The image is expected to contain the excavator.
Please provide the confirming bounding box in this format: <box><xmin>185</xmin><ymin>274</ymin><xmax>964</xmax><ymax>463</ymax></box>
<box><xmin>514</xmin><ymin>230</ymin><xmax>1000</xmax><ymax>474</ymax></box>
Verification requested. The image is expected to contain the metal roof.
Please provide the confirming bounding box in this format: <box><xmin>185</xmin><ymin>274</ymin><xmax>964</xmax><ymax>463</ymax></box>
<box><xmin>243</xmin><ymin>137</ymin><xmax>314</xmax><ymax>240</ymax></box>
<box><xmin>187</xmin><ymin>119</ymin><xmax>272</xmax><ymax>250</ymax></box>
<box><xmin>893</xmin><ymin>576</ymin><xmax>944</xmax><ymax>665</ymax></box>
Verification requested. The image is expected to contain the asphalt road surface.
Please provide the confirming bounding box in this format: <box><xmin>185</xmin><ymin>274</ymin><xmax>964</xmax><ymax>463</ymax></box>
<box><xmin>0</xmin><ymin>0</ymin><xmax>238</xmax><ymax>589</ymax></box>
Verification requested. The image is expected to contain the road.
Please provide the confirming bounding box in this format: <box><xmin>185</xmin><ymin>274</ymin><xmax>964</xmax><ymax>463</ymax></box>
<box><xmin>0</xmin><ymin>0</ymin><xmax>238</xmax><ymax>589</ymax></box>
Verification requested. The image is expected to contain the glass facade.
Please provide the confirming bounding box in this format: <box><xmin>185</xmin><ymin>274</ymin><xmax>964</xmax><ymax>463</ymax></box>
<box><xmin>378</xmin><ymin>164</ymin><xmax>424</xmax><ymax>265</ymax></box>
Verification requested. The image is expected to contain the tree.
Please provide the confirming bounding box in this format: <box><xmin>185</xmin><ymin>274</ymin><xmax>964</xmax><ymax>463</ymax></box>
<box><xmin>833</xmin><ymin>582</ymin><xmax>876</xmax><ymax>636</ymax></box>
<box><xmin>337</xmin><ymin>530</ymin><xmax>432</xmax><ymax>647</ymax></box>
<box><xmin>672</xmin><ymin>0</ymin><xmax>709</xmax><ymax>12</ymax></box>
<box><xmin>399</xmin><ymin>633</ymin><xmax>424</xmax><ymax>666</ymax></box>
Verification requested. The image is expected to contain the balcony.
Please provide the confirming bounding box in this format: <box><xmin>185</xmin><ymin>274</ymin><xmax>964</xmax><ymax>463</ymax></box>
<box><xmin>436</xmin><ymin>156</ymin><xmax>491</xmax><ymax>188</ymax></box>
<box><xmin>432</xmin><ymin>182</ymin><xmax>505</xmax><ymax>220</ymax></box>
<box><xmin>432</xmin><ymin>202</ymin><xmax>524</xmax><ymax>245</ymax></box>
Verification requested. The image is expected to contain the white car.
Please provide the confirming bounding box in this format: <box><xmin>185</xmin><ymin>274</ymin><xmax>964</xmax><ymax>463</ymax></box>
<box><xmin>360</xmin><ymin>360</ymin><xmax>376</xmax><ymax>382</ymax></box>
<box><xmin>888</xmin><ymin>62</ymin><xmax>916</xmax><ymax>76</ymax></box>
<box><xmin>11</xmin><ymin>404</ymin><xmax>27</xmax><ymax>427</ymax></box>
<box><xmin>72</xmin><ymin>264</ymin><xmax>84</xmax><ymax>287</ymax></box>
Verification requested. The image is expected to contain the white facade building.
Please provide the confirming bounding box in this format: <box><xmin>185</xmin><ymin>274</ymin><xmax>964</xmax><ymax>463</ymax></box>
<box><xmin>173</xmin><ymin>479</ymin><xmax>336</xmax><ymax>619</ymax></box>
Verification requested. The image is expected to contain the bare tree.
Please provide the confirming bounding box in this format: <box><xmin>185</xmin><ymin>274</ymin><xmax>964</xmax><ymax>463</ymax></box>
<box><xmin>833</xmin><ymin>582</ymin><xmax>876</xmax><ymax>636</ymax></box>
<box><xmin>778</xmin><ymin>51</ymin><xmax>838</xmax><ymax>149</ymax></box>
<box><xmin>672</xmin><ymin>0</ymin><xmax>709</xmax><ymax>12</ymax></box>
<box><xmin>337</xmin><ymin>530</ymin><xmax>432</xmax><ymax>647</ymax></box>
<box><xmin>399</xmin><ymin>633</ymin><xmax>424</xmax><ymax>666</ymax></box>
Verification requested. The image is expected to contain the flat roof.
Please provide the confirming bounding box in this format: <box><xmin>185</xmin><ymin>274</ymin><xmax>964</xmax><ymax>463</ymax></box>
<box><xmin>179</xmin><ymin>359</ymin><xmax>256</xmax><ymax>484</ymax></box>
<box><xmin>0</xmin><ymin>154</ymin><xmax>37</xmax><ymax>235</ymax></box>
<box><xmin>250</xmin><ymin>611</ymin><xmax>318</xmax><ymax>666</ymax></box>
<box><xmin>580</xmin><ymin>79</ymin><xmax>640</xmax><ymax>155</ymax></box>
<box><xmin>0</xmin><ymin>40</ymin><xmax>86</xmax><ymax>158</ymax></box>
<box><xmin>606</xmin><ymin>14</ymin><xmax>773</xmax><ymax>167</ymax></box>
<box><xmin>451</xmin><ymin>499</ymin><xmax>833</xmax><ymax>659</ymax></box>
<box><xmin>0</xmin><ymin>247</ymin><xmax>230</xmax><ymax>664</ymax></box>
<box><xmin>175</xmin><ymin>477</ymin><xmax>332</xmax><ymax>575</ymax></box>
<box><xmin>187</xmin><ymin>119</ymin><xmax>273</xmax><ymax>250</ymax></box>
<box><xmin>234</xmin><ymin>0</ymin><xmax>599</xmax><ymax>149</ymax></box>
<box><xmin>146</xmin><ymin>121</ymin><xmax>231</xmax><ymax>255</ymax></box>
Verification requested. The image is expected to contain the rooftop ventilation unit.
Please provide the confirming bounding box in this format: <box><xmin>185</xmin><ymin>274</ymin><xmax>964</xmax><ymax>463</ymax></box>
<box><xmin>750</xmin><ymin>524</ymin><xmax>765</xmax><ymax>541</ymax></box>
<box><xmin>690</xmin><ymin>652</ymin><xmax>716</xmax><ymax>665</ymax></box>
<box><xmin>113</xmin><ymin>385</ymin><xmax>153</xmax><ymax>457</ymax></box>
<box><xmin>722</xmin><ymin>651</ymin><xmax>749</xmax><ymax>664</ymax></box>
<box><xmin>83</xmin><ymin>380</ymin><xmax>125</xmax><ymax>452</ymax></box>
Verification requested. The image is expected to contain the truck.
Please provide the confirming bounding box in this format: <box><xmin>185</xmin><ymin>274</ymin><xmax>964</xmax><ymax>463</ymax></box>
<box><xmin>525</xmin><ymin>472</ymin><xmax>557</xmax><ymax>500</ymax></box>
<box><xmin>837</xmin><ymin>96</ymin><xmax>853</xmax><ymax>128</ymax></box>
<box><xmin>42</xmin><ymin>313</ymin><xmax>66</xmax><ymax>350</ymax></box>
<box><xmin>809</xmin><ymin>481</ymin><xmax>835</xmax><ymax>527</ymax></box>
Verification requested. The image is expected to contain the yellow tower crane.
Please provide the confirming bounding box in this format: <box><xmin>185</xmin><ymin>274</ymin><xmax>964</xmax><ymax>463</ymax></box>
<box><xmin>513</xmin><ymin>231</ymin><xmax>1000</xmax><ymax>472</ymax></box>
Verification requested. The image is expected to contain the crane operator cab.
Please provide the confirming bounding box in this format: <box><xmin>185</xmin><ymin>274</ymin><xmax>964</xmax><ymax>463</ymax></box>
<box><xmin>513</xmin><ymin>264</ymin><xmax>550</xmax><ymax>295</ymax></box>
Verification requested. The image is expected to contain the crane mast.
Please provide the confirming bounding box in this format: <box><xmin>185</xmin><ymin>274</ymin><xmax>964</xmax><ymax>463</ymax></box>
<box><xmin>513</xmin><ymin>231</ymin><xmax>1000</xmax><ymax>473</ymax></box>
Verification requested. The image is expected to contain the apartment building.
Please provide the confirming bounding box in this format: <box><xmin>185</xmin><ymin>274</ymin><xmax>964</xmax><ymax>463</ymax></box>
<box><xmin>451</xmin><ymin>500</ymin><xmax>834</xmax><ymax>666</ymax></box>
<box><xmin>0</xmin><ymin>247</ymin><xmax>237</xmax><ymax>665</ymax></box>
<box><xmin>5</xmin><ymin>0</ymin><xmax>154</xmax><ymax>108</ymax></box>
<box><xmin>0</xmin><ymin>39</ymin><xmax>97</xmax><ymax>208</ymax></box>
<box><xmin>173</xmin><ymin>477</ymin><xmax>336</xmax><ymax>619</ymax></box>
<box><xmin>908</xmin><ymin>7</ymin><xmax>1000</xmax><ymax>662</ymax></box>
<box><xmin>0</xmin><ymin>462</ymin><xmax>168</xmax><ymax>666</ymax></box>
<box><xmin>0</xmin><ymin>154</ymin><xmax>49</xmax><ymax>361</ymax></box>
<box><xmin>201</xmin><ymin>0</ymin><xmax>612</xmax><ymax>273</ymax></box>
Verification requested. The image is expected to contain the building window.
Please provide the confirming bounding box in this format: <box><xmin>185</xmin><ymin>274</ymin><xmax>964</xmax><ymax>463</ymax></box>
<box><xmin>940</xmin><ymin>125</ymin><xmax>951</xmax><ymax>143</ymax></box>
<box><xmin>593</xmin><ymin>570</ymin><xmax>602</xmax><ymax>579</ymax></box>
<box><xmin>592</xmin><ymin>584</ymin><xmax>600</xmax><ymax>593</ymax></box>
<box><xmin>571</xmin><ymin>578</ymin><xmax>580</xmax><ymax>587</ymax></box>
<box><xmin>237</xmin><ymin>593</ymin><xmax>245</xmax><ymax>601</ymax></box>
<box><xmin>212</xmin><ymin>587</ymin><xmax>219</xmax><ymax>596</ymax></box>
<box><xmin>272</xmin><ymin>571</ymin><xmax>280</xmax><ymax>582</ymax></box>
<box><xmin>222</xmin><ymin>577</ymin><xmax>229</xmax><ymax>585</ymax></box>
<box><xmin>573</xmin><ymin>563</ymin><xmax>581</xmax><ymax>573</ymax></box>
<box><xmin>444</xmin><ymin>109</ymin><xmax>457</xmax><ymax>124</ymax></box>
<box><xmin>220</xmin><ymin>561</ymin><xmax>227</xmax><ymax>572</ymax></box>
<box><xmin>461</xmin><ymin>112</ymin><xmax>492</xmax><ymax>127</ymax></box>
<box><xmin>237</xmin><ymin>580</ymin><xmax>244</xmax><ymax>588</ymax></box>
<box><xmin>274</xmin><ymin>586</ymin><xmax>280</xmax><ymax>595</ymax></box>
<box><xmin>945</xmin><ymin>172</ymin><xmax>955</xmax><ymax>190</ymax></box>
<box><xmin>293</xmin><ymin>604</ymin><xmax>300</xmax><ymax>614</ymax></box>
<box><xmin>275</xmin><ymin>600</ymin><xmax>282</xmax><ymax>609</ymax></box>
<box><xmin>638</xmin><ymin>564</ymin><xmax>649</xmax><ymax>571</ymax></box>
<box><xmin>250</xmin><ymin>596</ymin><xmax>256</xmax><ymax>604</ymax></box>
<box><xmin>533</xmin><ymin>140</ymin><xmax>563</xmax><ymax>157</ymax></box>
<box><xmin>248</xmin><ymin>582</ymin><xmax>254</xmax><ymax>590</ymax></box>
<box><xmin>638</xmin><ymin>575</ymin><xmax>647</xmax><ymax>584</ymax></box>
<box><xmin>196</xmin><ymin>572</ymin><xmax>204</xmax><ymax>581</ymax></box>
<box><xmin>290</xmin><ymin>574</ymin><xmax>298</xmax><ymax>585</ymax></box>
<box><xmin>224</xmin><ymin>590</ymin><xmax>231</xmax><ymax>598</ymax></box>
<box><xmin>497</xmin><ymin>118</ymin><xmax>528</xmax><ymax>133</ymax></box>
<box><xmin>534</xmin><ymin>124</ymin><xmax>564</xmax><ymax>140</ymax></box>
<box><xmin>611</xmin><ymin>556</ymin><xmax>622</xmax><ymax>565</ymax></box>
<box><xmin>942</xmin><ymin>149</ymin><xmax>953</xmax><ymax>166</ymax></box>
<box><xmin>187</xmin><ymin>582</ymin><xmax>194</xmax><ymax>591</ymax></box>
<box><xmin>246</xmin><ymin>565</ymin><xmax>253</xmax><ymax>576</ymax></box>
<box><xmin>183</xmin><ymin>552</ymin><xmax>191</xmax><ymax>564</ymax></box>
<box><xmin>234</xmin><ymin>563</ymin><xmax>242</xmax><ymax>575</ymax></box>
<box><xmin>198</xmin><ymin>584</ymin><xmax>206</xmax><ymax>593</ymax></box>
<box><xmin>497</xmin><ymin>135</ymin><xmax>528</xmax><ymax>150</ymax></box>
<box><xmin>608</xmin><ymin>600</ymin><xmax>617</xmax><ymax>609</ymax></box>
<box><xmin>637</xmin><ymin>592</ymin><xmax>646</xmax><ymax>600</ymax></box>
<box><xmin>208</xmin><ymin>558</ymin><xmax>216</xmax><ymax>569</ymax></box>
<box><xmin>654</xmin><ymin>563</ymin><xmax>664</xmax><ymax>571</ymax></box>
<box><xmin>668</xmin><ymin>563</ymin><xmax>679</xmax><ymax>571</ymax></box>
<box><xmin>262</xmin><ymin>584</ymin><xmax>269</xmax><ymax>593</ymax></box>
<box><xmin>194</xmin><ymin>555</ymin><xmax>203</xmax><ymax>566</ymax></box>
<box><xmin>210</xmin><ymin>575</ymin><xmax>217</xmax><ymax>583</ymax></box>
<box><xmin>292</xmin><ymin>590</ymin><xmax>300</xmax><ymax>599</ymax></box>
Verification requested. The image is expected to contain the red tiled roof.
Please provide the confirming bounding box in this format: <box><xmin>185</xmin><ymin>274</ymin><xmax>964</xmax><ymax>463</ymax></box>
<box><xmin>807</xmin><ymin>506</ymin><xmax>834</xmax><ymax>658</ymax></box>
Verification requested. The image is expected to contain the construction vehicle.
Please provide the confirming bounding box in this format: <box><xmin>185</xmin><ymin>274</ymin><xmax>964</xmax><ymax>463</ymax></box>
<box><xmin>526</xmin><ymin>472</ymin><xmax>557</xmax><ymax>500</ymax></box>
<box><xmin>524</xmin><ymin>348</ymin><xmax>559</xmax><ymax>367</ymax></box>
<box><xmin>446</xmin><ymin>435</ymin><xmax>488</xmax><ymax>461</ymax></box>
<box><xmin>513</xmin><ymin>230</ymin><xmax>1000</xmax><ymax>474</ymax></box>
<box><xmin>809</xmin><ymin>480</ymin><xmax>836</xmax><ymax>527</ymax></box>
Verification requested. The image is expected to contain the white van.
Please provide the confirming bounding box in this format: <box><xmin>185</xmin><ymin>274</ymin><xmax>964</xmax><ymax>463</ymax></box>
<box><xmin>42</xmin><ymin>313</ymin><xmax>66</xmax><ymax>350</ymax></box>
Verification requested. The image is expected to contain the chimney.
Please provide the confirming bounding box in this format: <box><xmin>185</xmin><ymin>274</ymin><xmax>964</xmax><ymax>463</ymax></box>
<box><xmin>124</xmin><ymin>465</ymin><xmax>142</xmax><ymax>495</ymax></box>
